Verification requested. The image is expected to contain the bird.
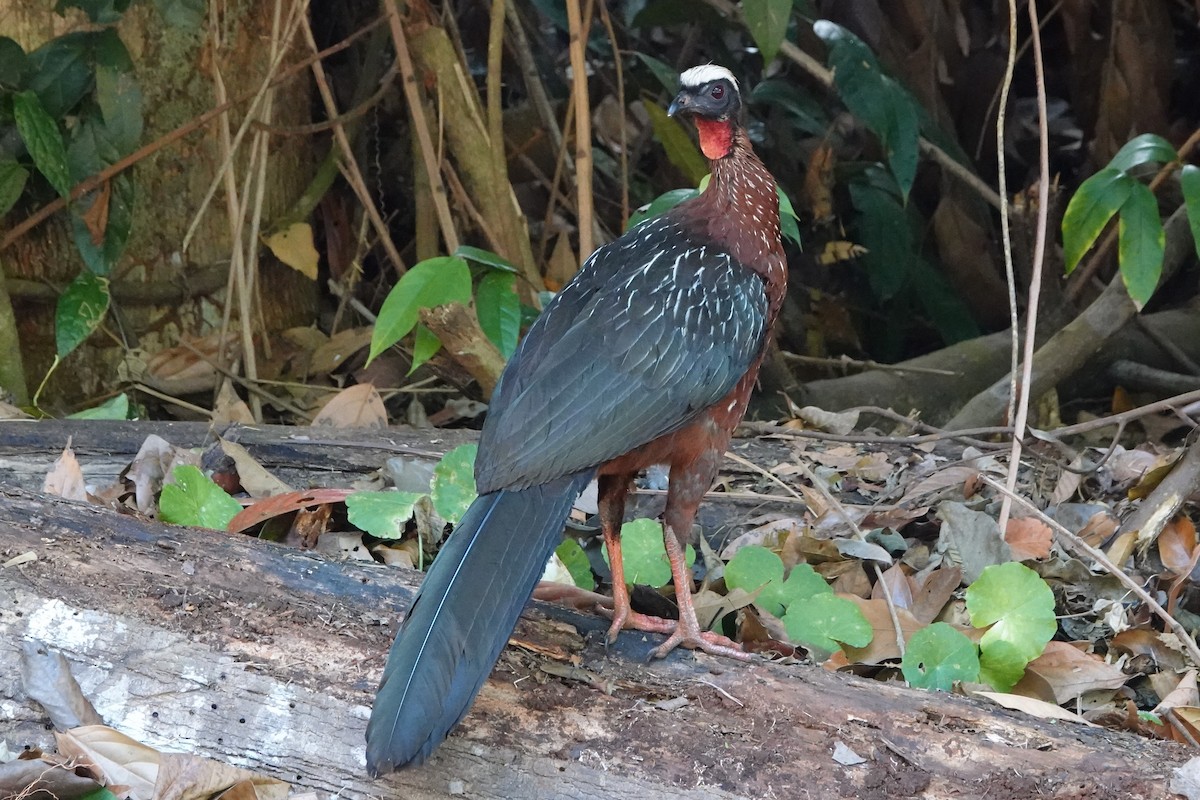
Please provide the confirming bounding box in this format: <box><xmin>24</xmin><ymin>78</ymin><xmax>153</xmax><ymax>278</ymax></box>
<box><xmin>366</xmin><ymin>63</ymin><xmax>787</xmax><ymax>775</ymax></box>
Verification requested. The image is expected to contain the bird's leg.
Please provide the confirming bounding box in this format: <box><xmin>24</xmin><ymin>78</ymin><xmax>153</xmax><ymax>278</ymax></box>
<box><xmin>649</xmin><ymin>524</ymin><xmax>750</xmax><ymax>660</ymax></box>
<box><xmin>598</xmin><ymin>473</ymin><xmax>675</xmax><ymax>641</ymax></box>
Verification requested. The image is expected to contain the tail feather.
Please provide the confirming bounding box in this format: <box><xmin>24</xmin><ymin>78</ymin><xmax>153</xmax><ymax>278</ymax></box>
<box><xmin>365</xmin><ymin>472</ymin><xmax>592</xmax><ymax>774</ymax></box>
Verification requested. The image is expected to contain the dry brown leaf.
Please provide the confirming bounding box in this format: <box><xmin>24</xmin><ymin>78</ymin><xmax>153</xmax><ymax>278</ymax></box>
<box><xmin>1160</xmin><ymin>516</ymin><xmax>1199</xmax><ymax>577</ymax></box>
<box><xmin>972</xmin><ymin>691</ymin><xmax>1096</xmax><ymax>726</ymax></box>
<box><xmin>839</xmin><ymin>596</ymin><xmax>923</xmax><ymax>664</ymax></box>
<box><xmin>156</xmin><ymin>752</ymin><xmax>288</xmax><ymax>800</ymax></box>
<box><xmin>802</xmin><ymin>144</ymin><xmax>835</xmax><ymax>222</ymax></box>
<box><xmin>80</xmin><ymin>180</ymin><xmax>111</xmax><ymax>246</ymax></box>
<box><xmin>55</xmin><ymin>726</ymin><xmax>159</xmax><ymax>800</ymax></box>
<box><xmin>43</xmin><ymin>440</ymin><xmax>86</xmax><ymax>502</ymax></box>
<box><xmin>1156</xmin><ymin>670</ymin><xmax>1200</xmax><ymax>715</ymax></box>
<box><xmin>1110</xmin><ymin>629</ymin><xmax>1189</xmax><ymax>672</ymax></box>
<box><xmin>310</xmin><ymin>326</ymin><xmax>373</xmax><ymax>376</ymax></box>
<box><xmin>142</xmin><ymin>333</ymin><xmax>239</xmax><ymax>395</ymax></box>
<box><xmin>816</xmin><ymin>240</ymin><xmax>867</xmax><ymax>265</ymax></box>
<box><xmin>899</xmin><ymin>465</ymin><xmax>980</xmax><ymax>505</ymax></box>
<box><xmin>212</xmin><ymin>381</ymin><xmax>254</xmax><ymax>426</ymax></box>
<box><xmin>263</xmin><ymin>222</ymin><xmax>319</xmax><ymax>280</ymax></box>
<box><xmin>311</xmin><ymin>383</ymin><xmax>388</xmax><ymax>428</ymax></box>
<box><xmin>870</xmin><ymin>563</ymin><xmax>913</xmax><ymax>610</ymax></box>
<box><xmin>217</xmin><ymin>438</ymin><xmax>291</xmax><ymax>498</ymax></box>
<box><xmin>908</xmin><ymin>565</ymin><xmax>962</xmax><ymax>625</ymax></box>
<box><xmin>1011</xmin><ymin>642</ymin><xmax>1128</xmax><ymax>705</ymax></box>
<box><xmin>1005</xmin><ymin>516</ymin><xmax>1054</xmax><ymax>561</ymax></box>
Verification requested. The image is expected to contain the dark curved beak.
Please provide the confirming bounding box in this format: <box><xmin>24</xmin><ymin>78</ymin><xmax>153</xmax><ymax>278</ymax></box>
<box><xmin>667</xmin><ymin>91</ymin><xmax>691</xmax><ymax>117</ymax></box>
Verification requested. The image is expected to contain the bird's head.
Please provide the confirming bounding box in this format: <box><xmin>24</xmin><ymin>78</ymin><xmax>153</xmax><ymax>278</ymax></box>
<box><xmin>668</xmin><ymin>64</ymin><xmax>741</xmax><ymax>160</ymax></box>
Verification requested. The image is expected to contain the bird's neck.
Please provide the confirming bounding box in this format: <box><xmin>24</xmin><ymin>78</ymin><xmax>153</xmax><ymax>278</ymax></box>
<box><xmin>691</xmin><ymin>126</ymin><xmax>783</xmax><ymax>275</ymax></box>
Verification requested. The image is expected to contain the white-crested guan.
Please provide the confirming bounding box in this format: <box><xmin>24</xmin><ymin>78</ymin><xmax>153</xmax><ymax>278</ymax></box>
<box><xmin>366</xmin><ymin>63</ymin><xmax>787</xmax><ymax>774</ymax></box>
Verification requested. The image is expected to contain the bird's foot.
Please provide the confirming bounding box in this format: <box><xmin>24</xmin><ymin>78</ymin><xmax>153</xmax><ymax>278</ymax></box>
<box><xmin>600</xmin><ymin>604</ymin><xmax>677</xmax><ymax>643</ymax></box>
<box><xmin>648</xmin><ymin>617</ymin><xmax>752</xmax><ymax>661</ymax></box>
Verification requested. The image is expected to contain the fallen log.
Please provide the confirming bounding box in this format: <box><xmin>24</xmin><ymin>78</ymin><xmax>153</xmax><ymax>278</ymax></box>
<box><xmin>0</xmin><ymin>486</ymin><xmax>1186</xmax><ymax>799</ymax></box>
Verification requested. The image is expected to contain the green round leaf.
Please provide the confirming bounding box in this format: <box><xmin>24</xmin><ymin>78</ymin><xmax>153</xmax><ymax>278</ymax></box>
<box><xmin>556</xmin><ymin>538</ymin><xmax>595</xmax><ymax>591</ymax></box>
<box><xmin>368</xmin><ymin>256</ymin><xmax>472</xmax><ymax>363</ymax></box>
<box><xmin>430</xmin><ymin>443</ymin><xmax>478</xmax><ymax>524</ymax></box>
<box><xmin>159</xmin><ymin>464</ymin><xmax>242</xmax><ymax>530</ymax></box>
<box><xmin>782</xmin><ymin>593</ymin><xmax>872</xmax><ymax>654</ymax></box>
<box><xmin>602</xmin><ymin>518</ymin><xmax>694</xmax><ymax>588</ymax></box>
<box><xmin>901</xmin><ymin>622</ymin><xmax>980</xmax><ymax>690</ymax></box>
<box><xmin>1118</xmin><ymin>181</ymin><xmax>1166</xmax><ymax>310</ymax></box>
<box><xmin>1062</xmin><ymin>168</ymin><xmax>1133</xmax><ymax>272</ymax></box>
<box><xmin>346</xmin><ymin>490</ymin><xmax>424</xmax><ymax>540</ymax></box>
<box><xmin>55</xmin><ymin>271</ymin><xmax>110</xmax><ymax>357</ymax></box>
<box><xmin>724</xmin><ymin>546</ymin><xmax>786</xmax><ymax>615</ymax></box>
<box><xmin>966</xmin><ymin>562</ymin><xmax>1057</xmax><ymax>692</ymax></box>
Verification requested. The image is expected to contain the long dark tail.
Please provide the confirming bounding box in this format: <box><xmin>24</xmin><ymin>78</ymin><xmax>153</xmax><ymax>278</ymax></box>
<box><xmin>365</xmin><ymin>472</ymin><xmax>593</xmax><ymax>774</ymax></box>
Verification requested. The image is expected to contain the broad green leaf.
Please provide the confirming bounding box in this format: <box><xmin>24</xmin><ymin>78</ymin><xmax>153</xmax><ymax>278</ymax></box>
<box><xmin>14</xmin><ymin>91</ymin><xmax>72</xmax><ymax>199</ymax></box>
<box><xmin>26</xmin><ymin>33</ymin><xmax>94</xmax><ymax>117</ymax></box>
<box><xmin>849</xmin><ymin>179</ymin><xmax>912</xmax><ymax>300</ymax></box>
<box><xmin>626</xmin><ymin>187</ymin><xmax>699</xmax><ymax>230</ymax></box>
<box><xmin>909</xmin><ymin>257</ymin><xmax>981</xmax><ymax>344</ymax></box>
<box><xmin>95</xmin><ymin>65</ymin><xmax>144</xmax><ymax>155</ymax></box>
<box><xmin>0</xmin><ymin>37</ymin><xmax>29</xmax><ymax>91</ymax></box>
<box><xmin>454</xmin><ymin>245</ymin><xmax>519</xmax><ymax>273</ymax></box>
<box><xmin>1107</xmin><ymin>133</ymin><xmax>1177</xmax><ymax>174</ymax></box>
<box><xmin>901</xmin><ymin>622</ymin><xmax>980</xmax><ymax>690</ymax></box>
<box><xmin>346</xmin><ymin>490</ymin><xmax>424</xmax><ymax>540</ymax></box>
<box><xmin>1117</xmin><ymin>181</ymin><xmax>1165</xmax><ymax>310</ymax></box>
<box><xmin>68</xmin><ymin>393</ymin><xmax>129</xmax><ymax>419</ymax></box>
<box><xmin>966</xmin><ymin>562</ymin><xmax>1057</xmax><ymax>692</ymax></box>
<box><xmin>743</xmin><ymin>0</ymin><xmax>791</xmax><ymax>65</ymax></box>
<box><xmin>408</xmin><ymin>323</ymin><xmax>442</xmax><ymax>374</ymax></box>
<box><xmin>476</xmin><ymin>270</ymin><xmax>521</xmax><ymax>358</ymax></box>
<box><xmin>369</xmin><ymin>256</ymin><xmax>472</xmax><ymax>363</ymax></box>
<box><xmin>602</xmin><ymin>518</ymin><xmax>694</xmax><ymax>588</ymax></box>
<box><xmin>153</xmin><ymin>0</ymin><xmax>205</xmax><ymax>29</ymax></box>
<box><xmin>645</xmin><ymin>100</ymin><xmax>708</xmax><ymax>185</ymax></box>
<box><xmin>55</xmin><ymin>271</ymin><xmax>109</xmax><ymax>357</ymax></box>
<box><xmin>77</xmin><ymin>785</ymin><xmax>121</xmax><ymax>800</ymax></box>
<box><xmin>813</xmin><ymin>21</ymin><xmax>920</xmax><ymax>198</ymax></box>
<box><xmin>1180</xmin><ymin>165</ymin><xmax>1200</xmax><ymax>265</ymax></box>
<box><xmin>556</xmin><ymin>538</ymin><xmax>595</xmax><ymax>591</ymax></box>
<box><xmin>431</xmin><ymin>443</ymin><xmax>478</xmax><ymax>524</ymax></box>
<box><xmin>69</xmin><ymin>173</ymin><xmax>134</xmax><ymax>276</ymax></box>
<box><xmin>159</xmin><ymin>464</ymin><xmax>242</xmax><ymax>530</ymax></box>
<box><xmin>1062</xmin><ymin>168</ymin><xmax>1133</xmax><ymax>273</ymax></box>
<box><xmin>635</xmin><ymin>52</ymin><xmax>679</xmax><ymax>94</ymax></box>
<box><xmin>782</xmin><ymin>593</ymin><xmax>872</xmax><ymax>654</ymax></box>
<box><xmin>750</xmin><ymin>78</ymin><xmax>829</xmax><ymax>136</ymax></box>
<box><xmin>0</xmin><ymin>161</ymin><xmax>29</xmax><ymax>217</ymax></box>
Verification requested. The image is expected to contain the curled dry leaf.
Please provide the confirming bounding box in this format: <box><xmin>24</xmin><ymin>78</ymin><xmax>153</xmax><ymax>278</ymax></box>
<box><xmin>972</xmin><ymin>691</ymin><xmax>1097</xmax><ymax>726</ymax></box>
<box><xmin>1012</xmin><ymin>641</ymin><xmax>1129</xmax><ymax>705</ymax></box>
<box><xmin>839</xmin><ymin>595</ymin><xmax>923</xmax><ymax>665</ymax></box>
<box><xmin>311</xmin><ymin>383</ymin><xmax>388</xmax><ymax>428</ymax></box>
<box><xmin>43</xmin><ymin>441</ymin><xmax>87</xmax><ymax>502</ymax></box>
<box><xmin>795</xmin><ymin>406</ymin><xmax>860</xmax><ymax>435</ymax></box>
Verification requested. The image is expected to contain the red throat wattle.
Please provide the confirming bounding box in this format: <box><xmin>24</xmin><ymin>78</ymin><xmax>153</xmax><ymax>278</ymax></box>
<box><xmin>694</xmin><ymin>117</ymin><xmax>733</xmax><ymax>159</ymax></box>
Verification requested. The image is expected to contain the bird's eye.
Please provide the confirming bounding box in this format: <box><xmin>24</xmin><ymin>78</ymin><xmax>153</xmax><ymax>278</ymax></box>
<box><xmin>710</xmin><ymin>84</ymin><xmax>725</xmax><ymax>100</ymax></box>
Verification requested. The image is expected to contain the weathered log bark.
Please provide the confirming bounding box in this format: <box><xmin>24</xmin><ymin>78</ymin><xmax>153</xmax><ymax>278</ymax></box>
<box><xmin>0</xmin><ymin>485</ymin><xmax>1186</xmax><ymax>799</ymax></box>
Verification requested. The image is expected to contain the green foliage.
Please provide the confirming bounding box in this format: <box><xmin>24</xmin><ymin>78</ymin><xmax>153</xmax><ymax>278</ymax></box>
<box><xmin>13</xmin><ymin>90</ymin><xmax>72</xmax><ymax>199</ymax></box>
<box><xmin>645</xmin><ymin>100</ymin><xmax>708</xmax><ymax>185</ymax></box>
<box><xmin>742</xmin><ymin>0</ymin><xmax>792</xmax><ymax>65</ymax></box>
<box><xmin>475</xmin><ymin>271</ymin><xmax>521</xmax><ymax>359</ymax></box>
<box><xmin>602</xmin><ymin>518</ymin><xmax>694</xmax><ymax>588</ymax></box>
<box><xmin>368</xmin><ymin>255</ymin><xmax>472</xmax><ymax>366</ymax></box>
<box><xmin>158</xmin><ymin>464</ymin><xmax>242</xmax><ymax>530</ymax></box>
<box><xmin>345</xmin><ymin>491</ymin><xmax>424</xmax><ymax>540</ymax></box>
<box><xmin>0</xmin><ymin>161</ymin><xmax>30</xmax><ymax>217</ymax></box>
<box><xmin>783</xmin><ymin>592</ymin><xmax>872</xmax><ymax>654</ymax></box>
<box><xmin>813</xmin><ymin>21</ymin><xmax>921</xmax><ymax>199</ymax></box>
<box><xmin>724</xmin><ymin>545</ymin><xmax>871</xmax><ymax>655</ymax></box>
<box><xmin>635</xmin><ymin>52</ymin><xmax>679</xmax><ymax>94</ymax></box>
<box><xmin>55</xmin><ymin>271</ymin><xmax>110</xmax><ymax>358</ymax></box>
<box><xmin>1062</xmin><ymin>133</ymin><xmax>1179</xmax><ymax>309</ymax></box>
<box><xmin>430</xmin><ymin>443</ymin><xmax>478</xmax><ymax>524</ymax></box>
<box><xmin>556</xmin><ymin>538</ymin><xmax>595</xmax><ymax>591</ymax></box>
<box><xmin>68</xmin><ymin>393</ymin><xmax>130</xmax><ymax>419</ymax></box>
<box><xmin>901</xmin><ymin>622</ymin><xmax>980</xmax><ymax>690</ymax></box>
<box><xmin>1179</xmin><ymin>165</ymin><xmax>1200</xmax><ymax>265</ymax></box>
<box><xmin>626</xmin><ymin>188</ymin><xmax>700</xmax><ymax>230</ymax></box>
<box><xmin>966</xmin><ymin>562</ymin><xmax>1057</xmax><ymax>692</ymax></box>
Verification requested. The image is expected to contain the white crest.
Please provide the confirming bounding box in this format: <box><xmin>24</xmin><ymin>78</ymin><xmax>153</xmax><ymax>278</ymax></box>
<box><xmin>679</xmin><ymin>64</ymin><xmax>738</xmax><ymax>92</ymax></box>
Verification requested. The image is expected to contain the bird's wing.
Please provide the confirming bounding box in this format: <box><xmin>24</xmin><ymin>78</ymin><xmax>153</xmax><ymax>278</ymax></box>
<box><xmin>476</xmin><ymin>215</ymin><xmax>769</xmax><ymax>492</ymax></box>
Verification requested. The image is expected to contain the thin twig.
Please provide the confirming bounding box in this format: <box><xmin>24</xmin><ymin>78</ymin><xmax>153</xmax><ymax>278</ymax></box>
<box><xmin>385</xmin><ymin>0</ymin><xmax>461</xmax><ymax>252</ymax></box>
<box><xmin>982</xmin><ymin>475</ymin><xmax>1200</xmax><ymax>668</ymax></box>
<box><xmin>996</xmin><ymin>0</ymin><xmax>1019</xmax><ymax>510</ymax></box>
<box><xmin>486</xmin><ymin>0</ymin><xmax>508</xmax><ymax>202</ymax></box>
<box><xmin>596</xmin><ymin>1</ymin><xmax>629</xmax><ymax>225</ymax></box>
<box><xmin>565</xmin><ymin>0</ymin><xmax>595</xmax><ymax>260</ymax></box>
<box><xmin>998</xmin><ymin>0</ymin><xmax>1052</xmax><ymax>532</ymax></box>
<box><xmin>781</xmin><ymin>352</ymin><xmax>957</xmax><ymax>377</ymax></box>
